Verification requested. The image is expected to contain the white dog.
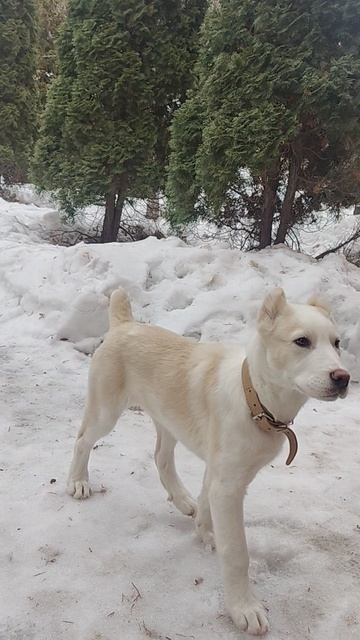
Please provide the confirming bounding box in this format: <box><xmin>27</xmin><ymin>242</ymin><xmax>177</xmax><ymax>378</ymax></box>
<box><xmin>67</xmin><ymin>287</ymin><xmax>349</xmax><ymax>635</ymax></box>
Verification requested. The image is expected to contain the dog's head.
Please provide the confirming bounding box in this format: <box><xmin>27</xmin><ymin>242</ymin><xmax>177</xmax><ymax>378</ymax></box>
<box><xmin>257</xmin><ymin>288</ymin><xmax>350</xmax><ymax>400</ymax></box>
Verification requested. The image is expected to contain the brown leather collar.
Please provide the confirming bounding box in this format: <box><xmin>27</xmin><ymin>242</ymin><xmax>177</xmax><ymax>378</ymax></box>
<box><xmin>242</xmin><ymin>358</ymin><xmax>298</xmax><ymax>466</ymax></box>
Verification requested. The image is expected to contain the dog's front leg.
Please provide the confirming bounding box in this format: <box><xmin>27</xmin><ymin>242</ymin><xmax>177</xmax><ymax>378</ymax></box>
<box><xmin>209</xmin><ymin>477</ymin><xmax>269</xmax><ymax>636</ymax></box>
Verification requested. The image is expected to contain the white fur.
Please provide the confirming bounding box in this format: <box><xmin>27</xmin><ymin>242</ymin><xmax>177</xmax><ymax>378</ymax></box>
<box><xmin>67</xmin><ymin>287</ymin><xmax>349</xmax><ymax>635</ymax></box>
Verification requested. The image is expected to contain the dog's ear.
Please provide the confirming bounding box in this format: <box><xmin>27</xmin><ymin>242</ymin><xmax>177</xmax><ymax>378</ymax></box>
<box><xmin>307</xmin><ymin>295</ymin><xmax>331</xmax><ymax>317</ymax></box>
<box><xmin>258</xmin><ymin>288</ymin><xmax>287</xmax><ymax>331</ymax></box>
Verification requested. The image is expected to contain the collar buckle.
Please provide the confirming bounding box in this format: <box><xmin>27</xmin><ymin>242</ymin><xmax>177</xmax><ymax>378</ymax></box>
<box><xmin>253</xmin><ymin>412</ymin><xmax>268</xmax><ymax>421</ymax></box>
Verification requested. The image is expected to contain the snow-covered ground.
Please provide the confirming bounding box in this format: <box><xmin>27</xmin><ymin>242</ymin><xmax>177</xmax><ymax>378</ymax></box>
<box><xmin>0</xmin><ymin>195</ymin><xmax>359</xmax><ymax>640</ymax></box>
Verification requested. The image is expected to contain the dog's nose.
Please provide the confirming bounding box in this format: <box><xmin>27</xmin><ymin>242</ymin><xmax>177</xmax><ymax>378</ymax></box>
<box><xmin>330</xmin><ymin>369</ymin><xmax>350</xmax><ymax>389</ymax></box>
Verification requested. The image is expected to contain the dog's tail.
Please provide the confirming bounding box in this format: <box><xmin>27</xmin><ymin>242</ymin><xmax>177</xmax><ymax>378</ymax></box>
<box><xmin>109</xmin><ymin>288</ymin><xmax>133</xmax><ymax>328</ymax></box>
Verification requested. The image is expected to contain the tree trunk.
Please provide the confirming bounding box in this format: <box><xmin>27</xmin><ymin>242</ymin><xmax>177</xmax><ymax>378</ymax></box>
<box><xmin>112</xmin><ymin>192</ymin><xmax>125</xmax><ymax>239</ymax></box>
<box><xmin>258</xmin><ymin>169</ymin><xmax>279</xmax><ymax>249</ymax></box>
<box><xmin>101</xmin><ymin>185</ymin><xmax>126</xmax><ymax>243</ymax></box>
<box><xmin>146</xmin><ymin>194</ymin><xmax>160</xmax><ymax>220</ymax></box>
<box><xmin>274</xmin><ymin>147</ymin><xmax>300</xmax><ymax>245</ymax></box>
<box><xmin>101</xmin><ymin>188</ymin><xmax>116</xmax><ymax>243</ymax></box>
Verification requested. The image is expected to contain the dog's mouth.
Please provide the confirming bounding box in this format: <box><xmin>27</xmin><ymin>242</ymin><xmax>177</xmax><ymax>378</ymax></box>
<box><xmin>295</xmin><ymin>384</ymin><xmax>348</xmax><ymax>401</ymax></box>
<box><xmin>317</xmin><ymin>388</ymin><xmax>349</xmax><ymax>401</ymax></box>
<box><xmin>320</xmin><ymin>392</ymin><xmax>340</xmax><ymax>402</ymax></box>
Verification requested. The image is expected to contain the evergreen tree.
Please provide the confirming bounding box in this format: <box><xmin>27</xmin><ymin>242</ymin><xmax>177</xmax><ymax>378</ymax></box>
<box><xmin>33</xmin><ymin>0</ymin><xmax>206</xmax><ymax>242</ymax></box>
<box><xmin>0</xmin><ymin>0</ymin><xmax>38</xmax><ymax>183</ymax></box>
<box><xmin>167</xmin><ymin>0</ymin><xmax>360</xmax><ymax>248</ymax></box>
<box><xmin>36</xmin><ymin>0</ymin><xmax>66</xmax><ymax>104</ymax></box>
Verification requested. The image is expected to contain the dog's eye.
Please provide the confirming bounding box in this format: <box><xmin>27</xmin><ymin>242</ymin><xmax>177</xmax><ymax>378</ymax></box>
<box><xmin>294</xmin><ymin>337</ymin><xmax>311</xmax><ymax>348</ymax></box>
<box><xmin>335</xmin><ymin>338</ymin><xmax>340</xmax><ymax>349</ymax></box>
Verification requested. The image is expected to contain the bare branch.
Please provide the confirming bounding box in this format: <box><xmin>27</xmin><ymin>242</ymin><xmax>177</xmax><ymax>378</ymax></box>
<box><xmin>315</xmin><ymin>225</ymin><xmax>360</xmax><ymax>260</ymax></box>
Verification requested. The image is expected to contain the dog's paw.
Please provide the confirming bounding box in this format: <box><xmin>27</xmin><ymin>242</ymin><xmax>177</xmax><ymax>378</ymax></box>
<box><xmin>67</xmin><ymin>479</ymin><xmax>91</xmax><ymax>500</ymax></box>
<box><xmin>169</xmin><ymin>492</ymin><xmax>197</xmax><ymax>517</ymax></box>
<box><xmin>229</xmin><ymin>598</ymin><xmax>269</xmax><ymax>636</ymax></box>
<box><xmin>195</xmin><ymin>519</ymin><xmax>215</xmax><ymax>549</ymax></box>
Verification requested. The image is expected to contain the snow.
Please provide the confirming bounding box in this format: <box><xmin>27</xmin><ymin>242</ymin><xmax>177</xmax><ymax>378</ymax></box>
<box><xmin>1</xmin><ymin>195</ymin><xmax>359</xmax><ymax>640</ymax></box>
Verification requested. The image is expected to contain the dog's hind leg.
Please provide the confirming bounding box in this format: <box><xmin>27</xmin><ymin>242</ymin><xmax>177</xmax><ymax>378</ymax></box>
<box><xmin>67</xmin><ymin>400</ymin><xmax>123</xmax><ymax>499</ymax></box>
<box><xmin>67</xmin><ymin>347</ymin><xmax>126</xmax><ymax>499</ymax></box>
<box><xmin>154</xmin><ymin>422</ymin><xmax>197</xmax><ymax>517</ymax></box>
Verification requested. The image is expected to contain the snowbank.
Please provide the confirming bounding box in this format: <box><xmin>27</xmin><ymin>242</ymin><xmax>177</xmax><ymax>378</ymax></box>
<box><xmin>1</xmin><ymin>196</ymin><xmax>360</xmax><ymax>378</ymax></box>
